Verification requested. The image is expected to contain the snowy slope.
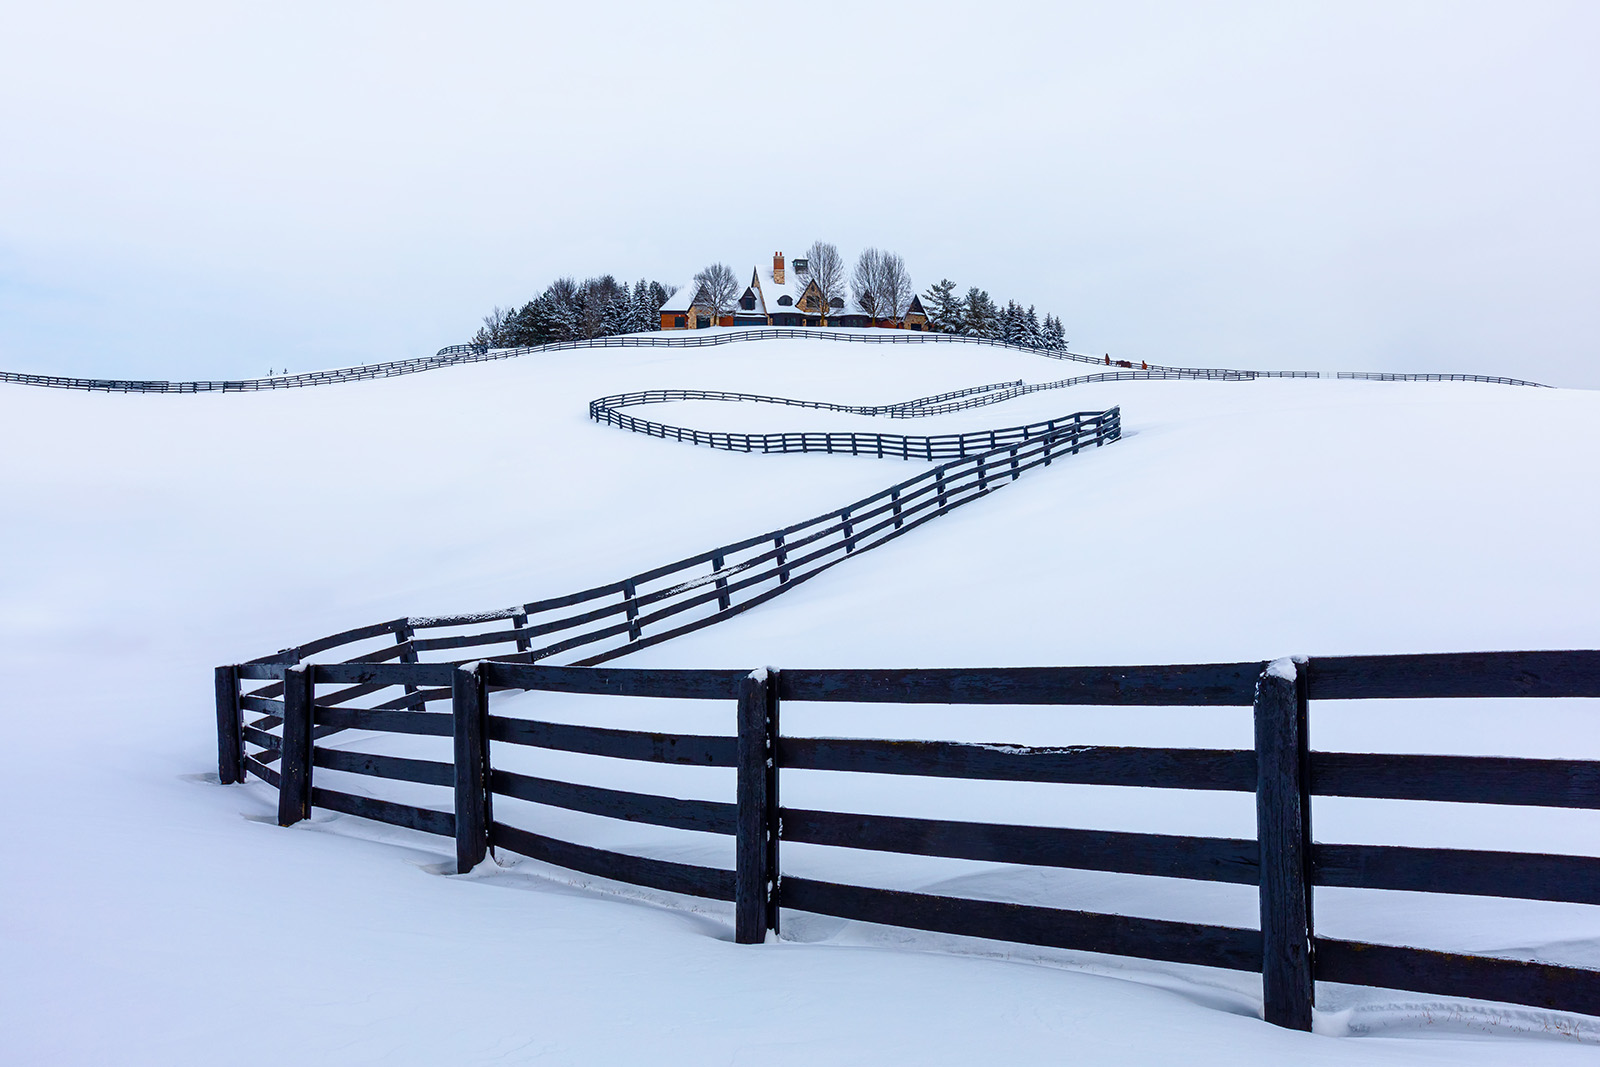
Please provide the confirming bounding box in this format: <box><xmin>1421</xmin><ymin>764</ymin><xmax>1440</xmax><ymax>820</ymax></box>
<box><xmin>2</xmin><ymin>336</ymin><xmax>1596</xmax><ymax>1064</ymax></box>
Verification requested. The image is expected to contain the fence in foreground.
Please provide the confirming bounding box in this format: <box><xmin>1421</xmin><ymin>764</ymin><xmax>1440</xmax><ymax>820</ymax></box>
<box><xmin>216</xmin><ymin>650</ymin><xmax>1600</xmax><ymax>1031</ymax></box>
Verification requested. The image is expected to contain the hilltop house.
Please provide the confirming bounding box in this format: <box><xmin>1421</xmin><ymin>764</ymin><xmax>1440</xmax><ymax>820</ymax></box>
<box><xmin>660</xmin><ymin>252</ymin><xmax>929</xmax><ymax>331</ymax></box>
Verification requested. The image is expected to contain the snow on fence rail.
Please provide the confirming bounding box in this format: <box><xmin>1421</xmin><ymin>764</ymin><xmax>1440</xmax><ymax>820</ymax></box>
<box><xmin>232</xmin><ymin>415</ymin><xmax>1118</xmax><ymax>682</ymax></box>
<box><xmin>217</xmin><ymin>651</ymin><xmax>1600</xmax><ymax>1032</ymax></box>
<box><xmin>0</xmin><ymin>326</ymin><xmax>1549</xmax><ymax>392</ymax></box>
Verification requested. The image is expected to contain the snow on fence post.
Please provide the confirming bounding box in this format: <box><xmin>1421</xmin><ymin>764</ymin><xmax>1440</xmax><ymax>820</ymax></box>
<box><xmin>392</xmin><ymin>619</ymin><xmax>422</xmax><ymax>709</ymax></box>
<box><xmin>774</xmin><ymin>533</ymin><xmax>790</xmax><ymax>584</ymax></box>
<box><xmin>711</xmin><ymin>552</ymin><xmax>731</xmax><ymax>610</ymax></box>
<box><xmin>452</xmin><ymin>662</ymin><xmax>491</xmax><ymax>874</ymax></box>
<box><xmin>735</xmin><ymin>667</ymin><xmax>780</xmax><ymax>943</ymax></box>
<box><xmin>278</xmin><ymin>664</ymin><xmax>314</xmax><ymax>827</ymax></box>
<box><xmin>623</xmin><ymin>580</ymin><xmax>641</xmax><ymax>641</ymax></box>
<box><xmin>214</xmin><ymin>664</ymin><xmax>243</xmax><ymax>785</ymax></box>
<box><xmin>1254</xmin><ymin>657</ymin><xmax>1315</xmax><ymax>1030</ymax></box>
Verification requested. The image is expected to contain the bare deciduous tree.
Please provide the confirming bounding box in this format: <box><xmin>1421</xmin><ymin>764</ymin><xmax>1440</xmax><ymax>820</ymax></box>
<box><xmin>852</xmin><ymin>247</ymin><xmax>885</xmax><ymax>321</ymax></box>
<box><xmin>877</xmin><ymin>252</ymin><xmax>913</xmax><ymax>322</ymax></box>
<box><xmin>693</xmin><ymin>262</ymin><xmax>739</xmax><ymax>325</ymax></box>
<box><xmin>795</xmin><ymin>241</ymin><xmax>845</xmax><ymax>325</ymax></box>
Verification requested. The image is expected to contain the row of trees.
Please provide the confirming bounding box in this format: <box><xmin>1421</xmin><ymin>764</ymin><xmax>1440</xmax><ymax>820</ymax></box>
<box><xmin>467</xmin><ymin>248</ymin><xmax>1071</xmax><ymax>354</ymax></box>
<box><xmin>471</xmin><ymin>276</ymin><xmax>677</xmax><ymax>349</ymax></box>
<box><xmin>920</xmin><ymin>279</ymin><xmax>1068</xmax><ymax>350</ymax></box>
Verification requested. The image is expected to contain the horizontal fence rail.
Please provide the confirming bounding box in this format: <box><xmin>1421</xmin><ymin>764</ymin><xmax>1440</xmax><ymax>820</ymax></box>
<box><xmin>224</xmin><ymin>394</ymin><xmax>1120</xmax><ymax>685</ymax></box>
<box><xmin>217</xmin><ymin>651</ymin><xmax>1600</xmax><ymax>1033</ymax></box>
<box><xmin>3</xmin><ymin>326</ymin><xmax>1549</xmax><ymax>393</ymax></box>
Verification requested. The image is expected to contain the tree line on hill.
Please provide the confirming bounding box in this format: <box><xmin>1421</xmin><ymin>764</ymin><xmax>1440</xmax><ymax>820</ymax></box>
<box><xmin>918</xmin><ymin>278</ymin><xmax>1068</xmax><ymax>351</ymax></box>
<box><xmin>464</xmin><ymin>246</ymin><xmax>1070</xmax><ymax>353</ymax></box>
<box><xmin>471</xmin><ymin>276</ymin><xmax>677</xmax><ymax>349</ymax></box>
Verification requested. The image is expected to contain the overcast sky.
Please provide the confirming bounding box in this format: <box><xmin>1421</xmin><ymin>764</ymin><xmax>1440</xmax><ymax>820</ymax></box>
<box><xmin>2</xmin><ymin>1</ymin><xmax>1596</xmax><ymax>385</ymax></box>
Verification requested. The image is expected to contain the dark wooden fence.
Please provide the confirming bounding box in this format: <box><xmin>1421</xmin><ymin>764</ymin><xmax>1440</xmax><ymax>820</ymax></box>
<box><xmin>587</xmin><ymin>366</ymin><xmax>1323</xmax><ymax>458</ymax></box>
<box><xmin>217</xmin><ymin>651</ymin><xmax>1600</xmax><ymax>1030</ymax></box>
<box><xmin>0</xmin><ymin>329</ymin><xmax>1116</xmax><ymax>393</ymax></box>
<box><xmin>1336</xmin><ymin>371</ymin><xmax>1550</xmax><ymax>387</ymax></box>
<box><xmin>1</xmin><ymin>326</ymin><xmax>1548</xmax><ymax>393</ymax></box>
<box><xmin>232</xmin><ymin>414</ymin><xmax>1117</xmax><ymax>694</ymax></box>
<box><xmin>591</xmin><ymin>384</ymin><xmax>1122</xmax><ymax>460</ymax></box>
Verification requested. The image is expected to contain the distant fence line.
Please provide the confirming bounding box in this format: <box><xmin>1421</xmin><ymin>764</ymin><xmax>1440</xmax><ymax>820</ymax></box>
<box><xmin>586</xmin><ymin>367</ymin><xmax>1327</xmax><ymax>458</ymax></box>
<box><xmin>1</xmin><ymin>327</ymin><xmax>1552</xmax><ymax>393</ymax></box>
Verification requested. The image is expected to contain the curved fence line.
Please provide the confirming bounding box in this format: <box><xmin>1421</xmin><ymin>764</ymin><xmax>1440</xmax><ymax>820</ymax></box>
<box><xmin>586</xmin><ymin>367</ymin><xmax>1325</xmax><ymax>457</ymax></box>
<box><xmin>2</xmin><ymin>326</ymin><xmax>1551</xmax><ymax>392</ymax></box>
<box><xmin>198</xmin><ymin>333</ymin><xmax>1588</xmax><ymax>1032</ymax></box>
<box><xmin>216</xmin><ymin>652</ymin><xmax>1600</xmax><ymax>1033</ymax></box>
<box><xmin>240</xmin><ymin>406</ymin><xmax>1120</xmax><ymax>675</ymax></box>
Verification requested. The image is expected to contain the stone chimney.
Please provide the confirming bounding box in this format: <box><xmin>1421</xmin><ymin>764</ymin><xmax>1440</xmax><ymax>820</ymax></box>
<box><xmin>772</xmin><ymin>251</ymin><xmax>785</xmax><ymax>284</ymax></box>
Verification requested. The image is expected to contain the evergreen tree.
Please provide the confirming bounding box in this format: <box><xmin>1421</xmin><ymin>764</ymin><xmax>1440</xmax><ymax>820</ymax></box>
<box><xmin>601</xmin><ymin>282</ymin><xmax>631</xmax><ymax>336</ymax></box>
<box><xmin>624</xmin><ymin>279</ymin><xmax>649</xmax><ymax>334</ymax></box>
<box><xmin>962</xmin><ymin>287</ymin><xmax>998</xmax><ymax>338</ymax></box>
<box><xmin>922</xmin><ymin>279</ymin><xmax>962</xmax><ymax>333</ymax></box>
<box><xmin>1042</xmin><ymin>314</ymin><xmax>1065</xmax><ymax>351</ymax></box>
<box><xmin>1023</xmin><ymin>305</ymin><xmax>1043</xmax><ymax>349</ymax></box>
<box><xmin>998</xmin><ymin>301</ymin><xmax>1024</xmax><ymax>345</ymax></box>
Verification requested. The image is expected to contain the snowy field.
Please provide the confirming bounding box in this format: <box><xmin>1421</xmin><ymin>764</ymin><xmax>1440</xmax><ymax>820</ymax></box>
<box><xmin>2</xmin><ymin>335</ymin><xmax>1597</xmax><ymax>1064</ymax></box>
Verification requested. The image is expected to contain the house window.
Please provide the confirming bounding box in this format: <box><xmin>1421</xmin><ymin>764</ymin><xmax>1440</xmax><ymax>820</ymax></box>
<box><xmin>777</xmin><ymin>295</ymin><xmax>792</xmax><ymax>306</ymax></box>
<box><xmin>673</xmin><ymin>315</ymin><xmax>686</xmax><ymax>328</ymax></box>
<box><xmin>740</xmin><ymin>295</ymin><xmax>756</xmax><ymax>311</ymax></box>
<box><xmin>793</xmin><ymin>258</ymin><xmax>809</xmax><ymax>272</ymax></box>
<box><xmin>829</xmin><ymin>297</ymin><xmax>844</xmax><ymax>309</ymax></box>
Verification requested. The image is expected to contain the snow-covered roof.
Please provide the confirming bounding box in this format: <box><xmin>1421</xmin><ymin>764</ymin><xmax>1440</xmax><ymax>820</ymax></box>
<box><xmin>658</xmin><ymin>284</ymin><xmax>705</xmax><ymax>314</ymax></box>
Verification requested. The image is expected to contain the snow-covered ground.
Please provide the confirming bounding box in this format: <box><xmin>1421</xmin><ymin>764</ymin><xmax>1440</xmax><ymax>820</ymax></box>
<box><xmin>2</xmin><ymin>336</ymin><xmax>1596</xmax><ymax>1064</ymax></box>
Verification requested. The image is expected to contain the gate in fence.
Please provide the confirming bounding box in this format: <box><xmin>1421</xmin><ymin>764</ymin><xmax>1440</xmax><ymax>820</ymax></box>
<box><xmin>216</xmin><ymin>650</ymin><xmax>1600</xmax><ymax>1031</ymax></box>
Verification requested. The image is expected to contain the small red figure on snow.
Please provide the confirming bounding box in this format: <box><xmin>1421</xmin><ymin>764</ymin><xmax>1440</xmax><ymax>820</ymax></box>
<box><xmin>1104</xmin><ymin>354</ymin><xmax>1110</xmax><ymax>365</ymax></box>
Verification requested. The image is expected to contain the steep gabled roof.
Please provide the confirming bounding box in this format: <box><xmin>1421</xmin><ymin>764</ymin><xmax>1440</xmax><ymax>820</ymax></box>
<box><xmin>736</xmin><ymin>268</ymin><xmax>768</xmax><ymax>316</ymax></box>
<box><xmin>659</xmin><ymin>283</ymin><xmax>708</xmax><ymax>314</ymax></box>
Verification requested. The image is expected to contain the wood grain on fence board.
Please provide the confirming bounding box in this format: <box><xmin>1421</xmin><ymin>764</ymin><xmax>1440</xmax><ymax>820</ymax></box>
<box><xmin>491</xmin><ymin>769</ymin><xmax>735</xmax><ymax>834</ymax></box>
<box><xmin>1315</xmin><ymin>938</ymin><xmax>1600</xmax><ymax>1019</ymax></box>
<box><xmin>778</xmin><ymin>737</ymin><xmax>1255</xmax><ymax>790</ymax></box>
<box><xmin>781</xmin><ymin>878</ymin><xmax>1263</xmax><ymax>972</ymax></box>
<box><xmin>781</xmin><ymin>809</ymin><xmax>1260</xmax><ymax>884</ymax></box>
<box><xmin>492</xmin><ymin>822</ymin><xmax>735</xmax><ymax>901</ymax></box>
<box><xmin>487</xmin><ymin>716</ymin><xmax>736</xmax><ymax>766</ymax></box>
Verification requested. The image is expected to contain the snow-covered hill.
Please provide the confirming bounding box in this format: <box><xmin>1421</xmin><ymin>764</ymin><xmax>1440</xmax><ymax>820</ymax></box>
<box><xmin>2</xmin><ymin>335</ymin><xmax>1596</xmax><ymax>1064</ymax></box>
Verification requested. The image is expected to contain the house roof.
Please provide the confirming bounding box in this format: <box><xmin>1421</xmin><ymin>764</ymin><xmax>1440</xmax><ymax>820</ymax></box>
<box><xmin>658</xmin><ymin>284</ymin><xmax>706</xmax><ymax>314</ymax></box>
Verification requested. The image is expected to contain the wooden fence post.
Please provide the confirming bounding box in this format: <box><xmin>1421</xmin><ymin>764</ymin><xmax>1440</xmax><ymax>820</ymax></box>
<box><xmin>774</xmin><ymin>533</ymin><xmax>790</xmax><ymax>584</ymax></box>
<box><xmin>393</xmin><ymin>619</ymin><xmax>422</xmax><ymax>709</ymax></box>
<box><xmin>711</xmin><ymin>552</ymin><xmax>731</xmax><ymax>610</ymax></box>
<box><xmin>1255</xmin><ymin>658</ymin><xmax>1314</xmax><ymax>1030</ymax></box>
<box><xmin>278</xmin><ymin>664</ymin><xmax>314</xmax><ymax>826</ymax></box>
<box><xmin>736</xmin><ymin>667</ymin><xmax>780</xmax><ymax>943</ymax></box>
<box><xmin>623</xmin><ymin>580</ymin><xmax>641</xmax><ymax>641</ymax></box>
<box><xmin>453</xmin><ymin>662</ymin><xmax>491</xmax><ymax>873</ymax></box>
<box><xmin>214</xmin><ymin>664</ymin><xmax>242</xmax><ymax>785</ymax></box>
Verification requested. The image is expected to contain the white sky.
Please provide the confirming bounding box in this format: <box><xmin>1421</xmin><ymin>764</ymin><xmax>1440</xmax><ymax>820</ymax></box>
<box><xmin>1</xmin><ymin>1</ymin><xmax>1596</xmax><ymax>385</ymax></box>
